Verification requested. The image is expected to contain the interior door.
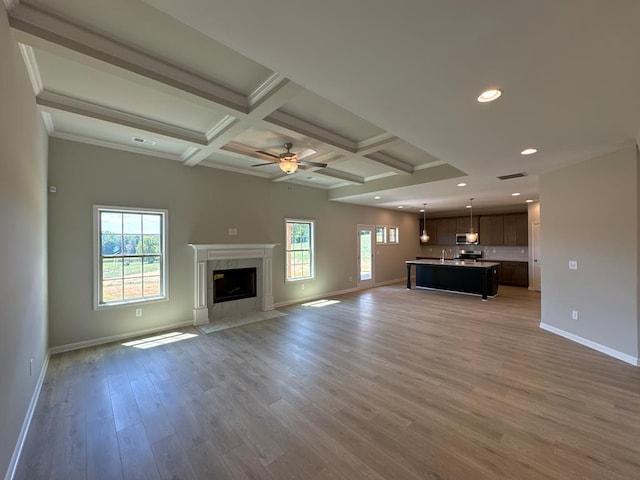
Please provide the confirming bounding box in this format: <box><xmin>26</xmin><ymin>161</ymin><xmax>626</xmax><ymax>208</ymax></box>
<box><xmin>357</xmin><ymin>225</ymin><xmax>375</xmax><ymax>289</ymax></box>
<box><xmin>532</xmin><ymin>222</ymin><xmax>541</xmax><ymax>291</ymax></box>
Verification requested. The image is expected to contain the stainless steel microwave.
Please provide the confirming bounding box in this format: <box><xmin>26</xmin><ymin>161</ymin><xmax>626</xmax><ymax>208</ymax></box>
<box><xmin>456</xmin><ymin>233</ymin><xmax>479</xmax><ymax>245</ymax></box>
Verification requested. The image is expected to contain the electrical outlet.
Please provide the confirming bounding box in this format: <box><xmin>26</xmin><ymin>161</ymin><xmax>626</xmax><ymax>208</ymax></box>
<box><xmin>349</xmin><ymin>276</ymin><xmax>352</xmax><ymax>282</ymax></box>
<box><xmin>301</xmin><ymin>284</ymin><xmax>305</xmax><ymax>291</ymax></box>
<box><xmin>572</xmin><ymin>310</ymin><xmax>579</xmax><ymax>320</ymax></box>
<box><xmin>135</xmin><ymin>308</ymin><xmax>142</xmax><ymax>317</ymax></box>
<box><xmin>569</xmin><ymin>260</ymin><xmax>578</xmax><ymax>270</ymax></box>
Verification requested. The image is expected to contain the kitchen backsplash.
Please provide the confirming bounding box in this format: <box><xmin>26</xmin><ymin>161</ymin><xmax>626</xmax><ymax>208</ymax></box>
<box><xmin>419</xmin><ymin>244</ymin><xmax>528</xmax><ymax>261</ymax></box>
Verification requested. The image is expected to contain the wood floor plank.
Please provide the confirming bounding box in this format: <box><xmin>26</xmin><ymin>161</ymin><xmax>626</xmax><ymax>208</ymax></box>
<box><xmin>15</xmin><ymin>285</ymin><xmax>640</xmax><ymax>479</ymax></box>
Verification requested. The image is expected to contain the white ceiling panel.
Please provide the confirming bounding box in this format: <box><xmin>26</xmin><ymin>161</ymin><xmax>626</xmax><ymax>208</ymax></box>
<box><xmin>46</xmin><ymin>110</ymin><xmax>190</xmax><ymax>157</ymax></box>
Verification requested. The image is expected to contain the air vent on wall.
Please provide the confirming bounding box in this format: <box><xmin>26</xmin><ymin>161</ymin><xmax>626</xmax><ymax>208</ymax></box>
<box><xmin>497</xmin><ymin>172</ymin><xmax>527</xmax><ymax>180</ymax></box>
<box><xmin>131</xmin><ymin>136</ymin><xmax>157</xmax><ymax>146</ymax></box>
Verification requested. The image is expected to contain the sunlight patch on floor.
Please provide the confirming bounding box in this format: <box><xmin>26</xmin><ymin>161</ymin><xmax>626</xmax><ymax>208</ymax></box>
<box><xmin>301</xmin><ymin>299</ymin><xmax>341</xmax><ymax>307</ymax></box>
<box><xmin>122</xmin><ymin>331</ymin><xmax>197</xmax><ymax>349</ymax></box>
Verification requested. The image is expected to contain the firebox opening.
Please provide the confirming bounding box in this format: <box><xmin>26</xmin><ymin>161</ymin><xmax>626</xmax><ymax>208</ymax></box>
<box><xmin>213</xmin><ymin>267</ymin><xmax>257</xmax><ymax>303</ymax></box>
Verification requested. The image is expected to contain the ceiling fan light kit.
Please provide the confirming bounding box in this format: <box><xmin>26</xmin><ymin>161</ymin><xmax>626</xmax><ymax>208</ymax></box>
<box><xmin>252</xmin><ymin>142</ymin><xmax>327</xmax><ymax>175</ymax></box>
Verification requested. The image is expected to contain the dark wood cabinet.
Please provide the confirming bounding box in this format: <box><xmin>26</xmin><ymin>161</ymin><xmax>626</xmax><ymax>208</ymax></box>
<box><xmin>456</xmin><ymin>215</ymin><xmax>478</xmax><ymax>236</ymax></box>
<box><xmin>436</xmin><ymin>217</ymin><xmax>457</xmax><ymax>245</ymax></box>
<box><xmin>503</xmin><ymin>213</ymin><xmax>528</xmax><ymax>246</ymax></box>
<box><xmin>479</xmin><ymin>215</ymin><xmax>504</xmax><ymax>246</ymax></box>
<box><xmin>498</xmin><ymin>261</ymin><xmax>528</xmax><ymax>287</ymax></box>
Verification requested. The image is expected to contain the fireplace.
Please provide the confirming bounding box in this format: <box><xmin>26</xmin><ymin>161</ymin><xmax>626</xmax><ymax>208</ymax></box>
<box><xmin>213</xmin><ymin>267</ymin><xmax>257</xmax><ymax>303</ymax></box>
<box><xmin>188</xmin><ymin>244</ymin><xmax>278</xmax><ymax>325</ymax></box>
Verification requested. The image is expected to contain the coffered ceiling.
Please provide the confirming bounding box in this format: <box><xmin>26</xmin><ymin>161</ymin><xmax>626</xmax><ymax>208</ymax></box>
<box><xmin>7</xmin><ymin>0</ymin><xmax>640</xmax><ymax>215</ymax></box>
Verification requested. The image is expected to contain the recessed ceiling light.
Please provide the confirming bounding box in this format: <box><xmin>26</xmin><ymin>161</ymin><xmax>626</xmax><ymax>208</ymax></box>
<box><xmin>374</xmin><ymin>196</ymin><xmax>381</xmax><ymax>200</ymax></box>
<box><xmin>457</xmin><ymin>182</ymin><xmax>467</xmax><ymax>187</ymax></box>
<box><xmin>419</xmin><ymin>209</ymin><xmax>424</xmax><ymax>213</ymax></box>
<box><xmin>397</xmin><ymin>206</ymin><xmax>404</xmax><ymax>209</ymax></box>
<box><xmin>466</xmin><ymin>205</ymin><xmax>472</xmax><ymax>208</ymax></box>
<box><xmin>512</xmin><ymin>192</ymin><xmax>521</xmax><ymax>196</ymax></box>
<box><xmin>521</xmin><ymin>148</ymin><xmax>538</xmax><ymax>155</ymax></box>
<box><xmin>477</xmin><ymin>89</ymin><xmax>502</xmax><ymax>103</ymax></box>
<box><xmin>526</xmin><ymin>199</ymin><xmax>534</xmax><ymax>203</ymax></box>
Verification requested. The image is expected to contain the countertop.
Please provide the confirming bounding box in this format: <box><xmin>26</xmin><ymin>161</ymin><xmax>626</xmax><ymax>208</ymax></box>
<box><xmin>407</xmin><ymin>259</ymin><xmax>500</xmax><ymax>268</ymax></box>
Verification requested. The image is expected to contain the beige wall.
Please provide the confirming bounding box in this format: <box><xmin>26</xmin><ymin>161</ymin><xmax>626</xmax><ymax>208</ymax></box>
<box><xmin>0</xmin><ymin>5</ymin><xmax>49</xmax><ymax>477</ymax></box>
<box><xmin>540</xmin><ymin>146</ymin><xmax>638</xmax><ymax>359</ymax></box>
<box><xmin>48</xmin><ymin>138</ymin><xmax>420</xmax><ymax>348</ymax></box>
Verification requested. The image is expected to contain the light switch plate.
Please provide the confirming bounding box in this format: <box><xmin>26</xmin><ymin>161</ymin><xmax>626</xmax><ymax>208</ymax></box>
<box><xmin>569</xmin><ymin>260</ymin><xmax>578</xmax><ymax>270</ymax></box>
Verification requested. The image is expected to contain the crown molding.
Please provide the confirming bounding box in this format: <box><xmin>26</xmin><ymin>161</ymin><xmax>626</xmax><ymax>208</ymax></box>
<box><xmin>205</xmin><ymin>115</ymin><xmax>238</xmax><ymax>141</ymax></box>
<box><xmin>248</xmin><ymin>72</ymin><xmax>286</xmax><ymax>107</ymax></box>
<box><xmin>3</xmin><ymin>0</ymin><xmax>19</xmax><ymax>12</ymax></box>
<box><xmin>17</xmin><ymin>42</ymin><xmax>42</xmax><ymax>95</ymax></box>
<box><xmin>39</xmin><ymin>110</ymin><xmax>53</xmax><ymax>134</ymax></box>
<box><xmin>36</xmin><ymin>90</ymin><xmax>207</xmax><ymax>145</ymax></box>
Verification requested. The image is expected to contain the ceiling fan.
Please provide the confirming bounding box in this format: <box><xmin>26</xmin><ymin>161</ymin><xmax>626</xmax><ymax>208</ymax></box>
<box><xmin>252</xmin><ymin>142</ymin><xmax>327</xmax><ymax>175</ymax></box>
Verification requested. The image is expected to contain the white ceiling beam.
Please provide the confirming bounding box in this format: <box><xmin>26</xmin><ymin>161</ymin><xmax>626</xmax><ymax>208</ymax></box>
<box><xmin>8</xmin><ymin>3</ymin><xmax>249</xmax><ymax>114</ymax></box>
<box><xmin>356</xmin><ymin>133</ymin><xmax>403</xmax><ymax>155</ymax></box>
<box><xmin>265</xmin><ymin>110</ymin><xmax>357</xmax><ymax>153</ymax></box>
<box><xmin>265</xmin><ymin>111</ymin><xmax>414</xmax><ymax>174</ymax></box>
<box><xmin>315</xmin><ymin>168</ymin><xmax>365</xmax><ymax>185</ymax></box>
<box><xmin>37</xmin><ymin>90</ymin><xmax>207</xmax><ymax>145</ymax></box>
<box><xmin>183</xmin><ymin>78</ymin><xmax>304</xmax><ymax>167</ymax></box>
<box><xmin>364</xmin><ymin>151</ymin><xmax>414</xmax><ymax>174</ymax></box>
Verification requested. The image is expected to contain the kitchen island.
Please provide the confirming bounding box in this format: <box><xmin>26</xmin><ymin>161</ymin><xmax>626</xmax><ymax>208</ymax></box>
<box><xmin>406</xmin><ymin>259</ymin><xmax>499</xmax><ymax>300</ymax></box>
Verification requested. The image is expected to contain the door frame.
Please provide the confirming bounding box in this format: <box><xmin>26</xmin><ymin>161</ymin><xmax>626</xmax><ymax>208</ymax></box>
<box><xmin>357</xmin><ymin>224</ymin><xmax>375</xmax><ymax>289</ymax></box>
<box><xmin>531</xmin><ymin>222</ymin><xmax>541</xmax><ymax>291</ymax></box>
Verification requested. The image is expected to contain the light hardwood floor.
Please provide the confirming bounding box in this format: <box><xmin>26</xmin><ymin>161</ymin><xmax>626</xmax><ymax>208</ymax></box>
<box><xmin>15</xmin><ymin>285</ymin><xmax>640</xmax><ymax>479</ymax></box>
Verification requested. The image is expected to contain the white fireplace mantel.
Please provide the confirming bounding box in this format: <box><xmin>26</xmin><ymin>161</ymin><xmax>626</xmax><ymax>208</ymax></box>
<box><xmin>188</xmin><ymin>244</ymin><xmax>278</xmax><ymax>325</ymax></box>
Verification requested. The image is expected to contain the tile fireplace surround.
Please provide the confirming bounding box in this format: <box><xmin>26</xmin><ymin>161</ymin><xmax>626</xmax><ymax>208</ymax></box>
<box><xmin>188</xmin><ymin>244</ymin><xmax>278</xmax><ymax>325</ymax></box>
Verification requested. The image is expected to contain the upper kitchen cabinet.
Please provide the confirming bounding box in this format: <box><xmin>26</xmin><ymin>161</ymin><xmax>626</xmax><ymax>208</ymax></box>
<box><xmin>436</xmin><ymin>217</ymin><xmax>457</xmax><ymax>245</ymax></box>
<box><xmin>503</xmin><ymin>213</ymin><xmax>528</xmax><ymax>246</ymax></box>
<box><xmin>479</xmin><ymin>215</ymin><xmax>504</xmax><ymax>246</ymax></box>
<box><xmin>456</xmin><ymin>215</ymin><xmax>478</xmax><ymax>236</ymax></box>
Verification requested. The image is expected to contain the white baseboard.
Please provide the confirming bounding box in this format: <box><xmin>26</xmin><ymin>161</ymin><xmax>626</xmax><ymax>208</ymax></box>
<box><xmin>274</xmin><ymin>287</ymin><xmax>359</xmax><ymax>308</ymax></box>
<box><xmin>5</xmin><ymin>352</ymin><xmax>50</xmax><ymax>480</ymax></box>
<box><xmin>49</xmin><ymin>319</ymin><xmax>193</xmax><ymax>355</ymax></box>
<box><xmin>540</xmin><ymin>323</ymin><xmax>639</xmax><ymax>366</ymax></box>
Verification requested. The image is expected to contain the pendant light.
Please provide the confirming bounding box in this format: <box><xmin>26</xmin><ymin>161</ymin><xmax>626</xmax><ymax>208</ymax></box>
<box><xmin>419</xmin><ymin>203</ymin><xmax>430</xmax><ymax>243</ymax></box>
<box><xmin>466</xmin><ymin>198</ymin><xmax>478</xmax><ymax>243</ymax></box>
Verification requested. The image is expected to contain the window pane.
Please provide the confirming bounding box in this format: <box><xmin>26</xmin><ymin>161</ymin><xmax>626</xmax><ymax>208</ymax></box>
<box><xmin>101</xmin><ymin>212</ymin><xmax>122</xmax><ymax>234</ymax></box>
<box><xmin>123</xmin><ymin>214</ymin><xmax>142</xmax><ymax>234</ymax></box>
<box><xmin>123</xmin><ymin>276</ymin><xmax>143</xmax><ymax>300</ymax></box>
<box><xmin>123</xmin><ymin>234</ymin><xmax>141</xmax><ymax>255</ymax></box>
<box><xmin>125</xmin><ymin>257</ymin><xmax>142</xmax><ymax>277</ymax></box>
<box><xmin>103</xmin><ymin>279</ymin><xmax>123</xmax><ymax>302</ymax></box>
<box><xmin>143</xmin><ymin>257</ymin><xmax>160</xmax><ymax>276</ymax></box>
<box><xmin>102</xmin><ymin>234</ymin><xmax>122</xmax><ymax>256</ymax></box>
<box><xmin>102</xmin><ymin>258</ymin><xmax>123</xmax><ymax>280</ymax></box>
<box><xmin>143</xmin><ymin>276</ymin><xmax>160</xmax><ymax>296</ymax></box>
<box><xmin>143</xmin><ymin>214</ymin><xmax>161</xmax><ymax>235</ymax></box>
<box><xmin>141</xmin><ymin>234</ymin><xmax>161</xmax><ymax>254</ymax></box>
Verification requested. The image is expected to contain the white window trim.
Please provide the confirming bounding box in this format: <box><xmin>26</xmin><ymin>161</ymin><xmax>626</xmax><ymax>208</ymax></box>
<box><xmin>388</xmin><ymin>226</ymin><xmax>400</xmax><ymax>244</ymax></box>
<box><xmin>285</xmin><ymin>218</ymin><xmax>315</xmax><ymax>283</ymax></box>
<box><xmin>93</xmin><ymin>205</ymin><xmax>169</xmax><ymax>310</ymax></box>
<box><xmin>376</xmin><ymin>225</ymin><xmax>387</xmax><ymax>244</ymax></box>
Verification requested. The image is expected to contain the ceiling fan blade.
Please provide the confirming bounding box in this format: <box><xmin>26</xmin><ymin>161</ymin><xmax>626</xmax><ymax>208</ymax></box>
<box><xmin>251</xmin><ymin>162</ymin><xmax>276</xmax><ymax>167</ymax></box>
<box><xmin>298</xmin><ymin>161</ymin><xmax>328</xmax><ymax>168</ymax></box>
<box><xmin>256</xmin><ymin>150</ymin><xmax>280</xmax><ymax>159</ymax></box>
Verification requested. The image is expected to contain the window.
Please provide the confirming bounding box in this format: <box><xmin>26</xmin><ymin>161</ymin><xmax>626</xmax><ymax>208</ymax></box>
<box><xmin>376</xmin><ymin>226</ymin><xmax>387</xmax><ymax>244</ymax></box>
<box><xmin>94</xmin><ymin>206</ymin><xmax>167</xmax><ymax>308</ymax></box>
<box><xmin>285</xmin><ymin>219</ymin><xmax>314</xmax><ymax>282</ymax></box>
<box><xmin>388</xmin><ymin>226</ymin><xmax>399</xmax><ymax>244</ymax></box>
